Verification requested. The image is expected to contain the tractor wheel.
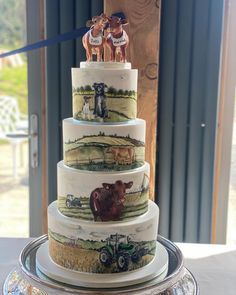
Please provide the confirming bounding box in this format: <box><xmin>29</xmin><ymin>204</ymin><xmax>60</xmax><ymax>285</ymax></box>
<box><xmin>131</xmin><ymin>251</ymin><xmax>141</xmax><ymax>263</ymax></box>
<box><xmin>117</xmin><ymin>252</ymin><xmax>130</xmax><ymax>272</ymax></box>
<box><xmin>66</xmin><ymin>200</ymin><xmax>71</xmax><ymax>208</ymax></box>
<box><xmin>99</xmin><ymin>249</ymin><xmax>112</xmax><ymax>266</ymax></box>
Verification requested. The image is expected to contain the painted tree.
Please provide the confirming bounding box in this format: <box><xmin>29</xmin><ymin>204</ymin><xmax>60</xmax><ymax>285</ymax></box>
<box><xmin>108</xmin><ymin>86</ymin><xmax>116</xmax><ymax>95</ymax></box>
<box><xmin>118</xmin><ymin>89</ymin><xmax>124</xmax><ymax>96</ymax></box>
<box><xmin>85</xmin><ymin>85</ymin><xmax>92</xmax><ymax>92</ymax></box>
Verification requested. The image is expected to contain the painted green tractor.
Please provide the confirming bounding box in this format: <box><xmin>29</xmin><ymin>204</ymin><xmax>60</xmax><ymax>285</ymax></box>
<box><xmin>99</xmin><ymin>234</ymin><xmax>148</xmax><ymax>272</ymax></box>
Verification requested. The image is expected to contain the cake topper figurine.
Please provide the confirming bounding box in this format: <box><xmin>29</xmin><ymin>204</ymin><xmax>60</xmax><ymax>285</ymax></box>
<box><xmin>82</xmin><ymin>13</ymin><xmax>108</xmax><ymax>62</ymax></box>
<box><xmin>82</xmin><ymin>13</ymin><xmax>129</xmax><ymax>62</ymax></box>
<box><xmin>106</xmin><ymin>16</ymin><xmax>129</xmax><ymax>62</ymax></box>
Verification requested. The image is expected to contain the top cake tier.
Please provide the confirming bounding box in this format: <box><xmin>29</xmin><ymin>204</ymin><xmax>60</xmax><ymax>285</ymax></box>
<box><xmin>72</xmin><ymin>62</ymin><xmax>138</xmax><ymax>123</ymax></box>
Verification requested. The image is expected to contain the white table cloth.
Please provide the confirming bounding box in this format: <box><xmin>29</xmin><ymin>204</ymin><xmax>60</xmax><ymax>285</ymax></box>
<box><xmin>0</xmin><ymin>238</ymin><xmax>236</xmax><ymax>295</ymax></box>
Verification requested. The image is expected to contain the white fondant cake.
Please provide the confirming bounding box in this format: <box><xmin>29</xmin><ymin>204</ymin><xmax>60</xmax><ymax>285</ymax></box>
<box><xmin>48</xmin><ymin>200</ymin><xmax>159</xmax><ymax>273</ymax></box>
<box><xmin>57</xmin><ymin>161</ymin><xmax>149</xmax><ymax>220</ymax></box>
<box><xmin>45</xmin><ymin>61</ymin><xmax>160</xmax><ymax>277</ymax></box>
<box><xmin>63</xmin><ymin>118</ymin><xmax>146</xmax><ymax>171</ymax></box>
<box><xmin>72</xmin><ymin>62</ymin><xmax>138</xmax><ymax>122</ymax></box>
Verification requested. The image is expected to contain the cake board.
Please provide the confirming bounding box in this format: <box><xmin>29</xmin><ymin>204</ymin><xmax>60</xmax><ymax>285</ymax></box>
<box><xmin>36</xmin><ymin>241</ymin><xmax>169</xmax><ymax>288</ymax></box>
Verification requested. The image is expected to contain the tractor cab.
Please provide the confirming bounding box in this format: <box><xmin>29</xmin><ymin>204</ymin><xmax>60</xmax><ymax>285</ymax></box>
<box><xmin>99</xmin><ymin>233</ymin><xmax>144</xmax><ymax>272</ymax></box>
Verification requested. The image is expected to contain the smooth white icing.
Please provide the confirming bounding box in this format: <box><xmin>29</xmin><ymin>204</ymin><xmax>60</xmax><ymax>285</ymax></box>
<box><xmin>58</xmin><ymin>161</ymin><xmax>149</xmax><ymax>197</ymax></box>
<box><xmin>63</xmin><ymin>118</ymin><xmax>146</xmax><ymax>171</ymax></box>
<box><xmin>49</xmin><ymin>200</ymin><xmax>159</xmax><ymax>239</ymax></box>
<box><xmin>72</xmin><ymin>68</ymin><xmax>137</xmax><ymax>93</ymax></box>
<box><xmin>63</xmin><ymin>118</ymin><xmax>145</xmax><ymax>142</ymax></box>
<box><xmin>80</xmin><ymin>61</ymin><xmax>131</xmax><ymax>69</ymax></box>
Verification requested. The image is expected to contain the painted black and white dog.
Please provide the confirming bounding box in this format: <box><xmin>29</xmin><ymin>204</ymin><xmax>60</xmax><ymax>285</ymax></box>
<box><xmin>92</xmin><ymin>82</ymin><xmax>108</xmax><ymax>118</ymax></box>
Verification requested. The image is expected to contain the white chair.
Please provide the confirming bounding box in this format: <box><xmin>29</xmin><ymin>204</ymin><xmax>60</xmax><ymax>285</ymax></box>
<box><xmin>0</xmin><ymin>96</ymin><xmax>28</xmax><ymax>179</ymax></box>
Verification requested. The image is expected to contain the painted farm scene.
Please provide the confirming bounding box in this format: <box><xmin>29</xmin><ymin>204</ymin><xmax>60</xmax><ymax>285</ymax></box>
<box><xmin>58</xmin><ymin>178</ymin><xmax>149</xmax><ymax>221</ymax></box>
<box><xmin>72</xmin><ymin>83</ymin><xmax>137</xmax><ymax>122</ymax></box>
<box><xmin>49</xmin><ymin>231</ymin><xmax>156</xmax><ymax>273</ymax></box>
<box><xmin>64</xmin><ymin>133</ymin><xmax>145</xmax><ymax>171</ymax></box>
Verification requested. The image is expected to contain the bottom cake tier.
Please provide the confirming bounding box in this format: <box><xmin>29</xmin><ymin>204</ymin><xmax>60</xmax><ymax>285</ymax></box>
<box><xmin>48</xmin><ymin>200</ymin><xmax>159</xmax><ymax>274</ymax></box>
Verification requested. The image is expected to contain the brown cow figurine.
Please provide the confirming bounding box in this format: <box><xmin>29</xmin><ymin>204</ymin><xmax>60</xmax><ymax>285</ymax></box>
<box><xmin>106</xmin><ymin>16</ymin><xmax>129</xmax><ymax>62</ymax></box>
<box><xmin>90</xmin><ymin>180</ymin><xmax>133</xmax><ymax>221</ymax></box>
<box><xmin>82</xmin><ymin>14</ymin><xmax>108</xmax><ymax>61</ymax></box>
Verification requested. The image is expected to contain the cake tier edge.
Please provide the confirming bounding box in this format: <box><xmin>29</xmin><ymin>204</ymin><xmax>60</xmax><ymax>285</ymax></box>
<box><xmin>48</xmin><ymin>200</ymin><xmax>159</xmax><ymax>274</ymax></box>
<box><xmin>57</xmin><ymin>161</ymin><xmax>150</xmax><ymax>221</ymax></box>
<box><xmin>72</xmin><ymin>66</ymin><xmax>138</xmax><ymax>122</ymax></box>
<box><xmin>63</xmin><ymin>118</ymin><xmax>146</xmax><ymax>171</ymax></box>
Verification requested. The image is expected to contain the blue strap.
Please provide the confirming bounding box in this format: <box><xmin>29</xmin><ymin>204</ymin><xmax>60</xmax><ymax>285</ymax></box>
<box><xmin>0</xmin><ymin>27</ymin><xmax>88</xmax><ymax>59</ymax></box>
<box><xmin>0</xmin><ymin>11</ymin><xmax>126</xmax><ymax>59</ymax></box>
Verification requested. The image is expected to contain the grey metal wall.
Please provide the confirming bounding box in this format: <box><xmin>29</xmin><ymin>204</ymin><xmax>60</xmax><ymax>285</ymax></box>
<box><xmin>156</xmin><ymin>0</ymin><xmax>224</xmax><ymax>243</ymax></box>
<box><xmin>45</xmin><ymin>0</ymin><xmax>103</xmax><ymax>204</ymax></box>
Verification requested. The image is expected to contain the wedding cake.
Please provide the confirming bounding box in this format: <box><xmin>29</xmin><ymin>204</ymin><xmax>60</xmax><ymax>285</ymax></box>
<box><xmin>38</xmin><ymin>14</ymin><xmax>164</xmax><ymax>286</ymax></box>
<box><xmin>47</xmin><ymin>61</ymin><xmax>160</xmax><ymax>274</ymax></box>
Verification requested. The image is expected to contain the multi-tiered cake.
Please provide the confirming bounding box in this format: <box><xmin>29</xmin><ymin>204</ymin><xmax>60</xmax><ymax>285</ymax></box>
<box><xmin>46</xmin><ymin>61</ymin><xmax>160</xmax><ymax>276</ymax></box>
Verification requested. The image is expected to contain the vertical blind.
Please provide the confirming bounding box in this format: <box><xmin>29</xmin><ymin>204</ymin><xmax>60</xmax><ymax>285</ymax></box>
<box><xmin>156</xmin><ymin>0</ymin><xmax>224</xmax><ymax>243</ymax></box>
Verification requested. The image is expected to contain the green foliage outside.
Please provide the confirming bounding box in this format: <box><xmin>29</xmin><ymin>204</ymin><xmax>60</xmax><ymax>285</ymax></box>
<box><xmin>0</xmin><ymin>0</ymin><xmax>28</xmax><ymax>118</ymax></box>
<box><xmin>0</xmin><ymin>65</ymin><xmax>28</xmax><ymax>114</ymax></box>
<box><xmin>0</xmin><ymin>0</ymin><xmax>26</xmax><ymax>48</ymax></box>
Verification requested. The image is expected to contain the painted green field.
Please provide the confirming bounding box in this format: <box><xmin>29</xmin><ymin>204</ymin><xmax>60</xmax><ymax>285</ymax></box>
<box><xmin>58</xmin><ymin>188</ymin><xmax>149</xmax><ymax>220</ymax></box>
<box><xmin>49</xmin><ymin>233</ymin><xmax>156</xmax><ymax>273</ymax></box>
<box><xmin>49</xmin><ymin>229</ymin><xmax>156</xmax><ymax>253</ymax></box>
<box><xmin>73</xmin><ymin>93</ymin><xmax>137</xmax><ymax>122</ymax></box>
<box><xmin>64</xmin><ymin>135</ymin><xmax>145</xmax><ymax>171</ymax></box>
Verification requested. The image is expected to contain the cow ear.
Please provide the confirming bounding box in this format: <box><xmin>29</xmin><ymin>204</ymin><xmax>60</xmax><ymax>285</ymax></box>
<box><xmin>121</xmin><ymin>19</ymin><xmax>129</xmax><ymax>26</ymax></box>
<box><xmin>102</xmin><ymin>183</ymin><xmax>112</xmax><ymax>190</ymax></box>
<box><xmin>125</xmin><ymin>181</ymin><xmax>133</xmax><ymax>189</ymax></box>
<box><xmin>86</xmin><ymin>20</ymin><xmax>93</xmax><ymax>27</ymax></box>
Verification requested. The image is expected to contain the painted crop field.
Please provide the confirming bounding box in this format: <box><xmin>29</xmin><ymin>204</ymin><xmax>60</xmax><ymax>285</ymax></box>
<box><xmin>58</xmin><ymin>188</ymin><xmax>149</xmax><ymax>220</ymax></box>
<box><xmin>49</xmin><ymin>230</ymin><xmax>156</xmax><ymax>273</ymax></box>
<box><xmin>64</xmin><ymin>135</ymin><xmax>145</xmax><ymax>171</ymax></box>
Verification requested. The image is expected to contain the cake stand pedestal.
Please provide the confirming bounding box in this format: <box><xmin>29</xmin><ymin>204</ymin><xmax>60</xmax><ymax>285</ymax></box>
<box><xmin>3</xmin><ymin>235</ymin><xmax>199</xmax><ymax>295</ymax></box>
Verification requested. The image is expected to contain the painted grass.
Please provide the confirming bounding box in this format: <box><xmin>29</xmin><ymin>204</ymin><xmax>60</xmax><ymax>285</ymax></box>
<box><xmin>58</xmin><ymin>189</ymin><xmax>149</xmax><ymax>220</ymax></box>
<box><xmin>64</xmin><ymin>139</ymin><xmax>145</xmax><ymax>171</ymax></box>
<box><xmin>64</xmin><ymin>135</ymin><xmax>144</xmax><ymax>150</ymax></box>
<box><xmin>73</xmin><ymin>93</ymin><xmax>137</xmax><ymax>122</ymax></box>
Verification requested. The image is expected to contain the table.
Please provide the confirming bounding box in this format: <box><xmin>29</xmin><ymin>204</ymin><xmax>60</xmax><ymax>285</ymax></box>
<box><xmin>1</xmin><ymin>238</ymin><xmax>236</xmax><ymax>295</ymax></box>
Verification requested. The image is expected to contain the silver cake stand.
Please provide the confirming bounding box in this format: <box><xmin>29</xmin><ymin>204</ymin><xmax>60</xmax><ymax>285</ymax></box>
<box><xmin>3</xmin><ymin>235</ymin><xmax>199</xmax><ymax>294</ymax></box>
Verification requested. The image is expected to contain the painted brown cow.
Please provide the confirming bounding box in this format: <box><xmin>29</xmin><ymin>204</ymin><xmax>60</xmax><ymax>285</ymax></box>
<box><xmin>82</xmin><ymin>14</ymin><xmax>108</xmax><ymax>61</ymax></box>
<box><xmin>90</xmin><ymin>180</ymin><xmax>133</xmax><ymax>221</ymax></box>
<box><xmin>106</xmin><ymin>16</ymin><xmax>129</xmax><ymax>62</ymax></box>
<box><xmin>107</xmin><ymin>146</ymin><xmax>135</xmax><ymax>165</ymax></box>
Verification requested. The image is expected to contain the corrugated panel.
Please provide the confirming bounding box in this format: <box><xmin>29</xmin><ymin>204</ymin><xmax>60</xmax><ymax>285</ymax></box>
<box><xmin>157</xmin><ymin>0</ymin><xmax>178</xmax><ymax>239</ymax></box>
<box><xmin>45</xmin><ymin>0</ymin><xmax>61</xmax><ymax>204</ymax></box>
<box><xmin>157</xmin><ymin>0</ymin><xmax>224</xmax><ymax>243</ymax></box>
<box><xmin>45</xmin><ymin>0</ymin><xmax>103</xmax><ymax>204</ymax></box>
